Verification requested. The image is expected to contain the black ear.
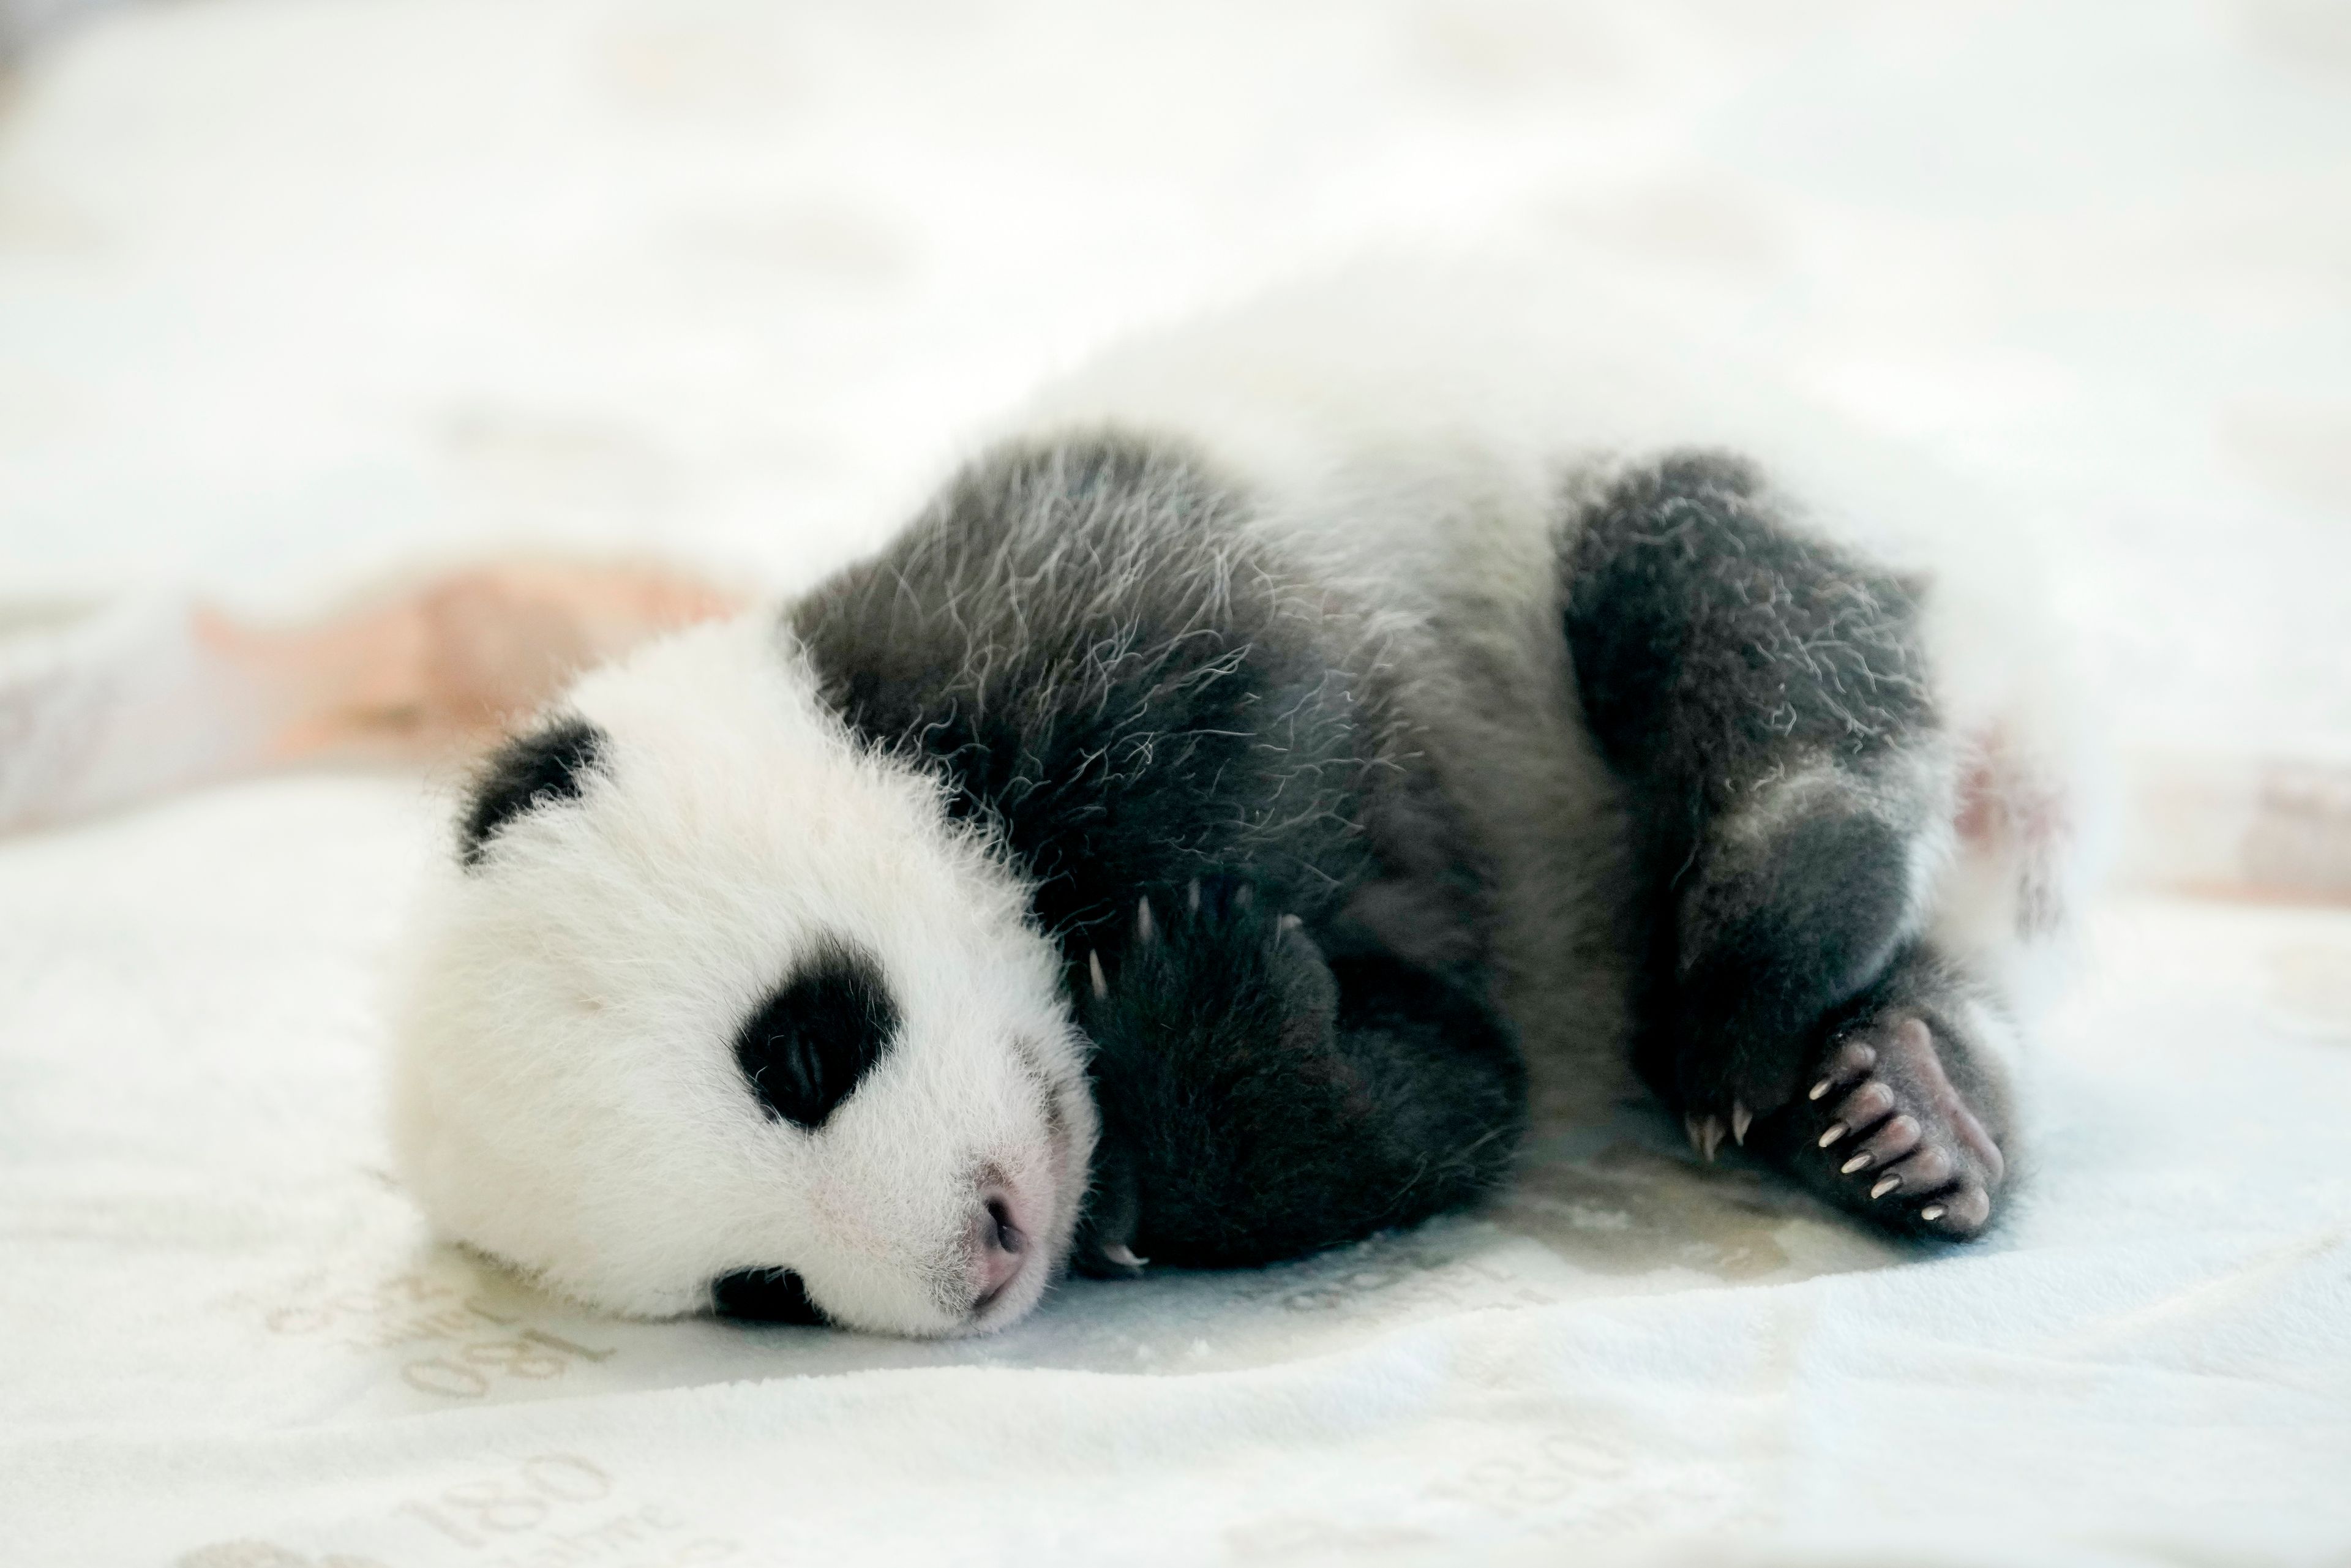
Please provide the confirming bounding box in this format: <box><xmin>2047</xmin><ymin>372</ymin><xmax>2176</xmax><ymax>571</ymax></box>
<box><xmin>733</xmin><ymin>942</ymin><xmax>901</xmax><ymax>1130</ymax></box>
<box><xmin>459</xmin><ymin>719</ymin><xmax>609</xmax><ymax>868</ymax></box>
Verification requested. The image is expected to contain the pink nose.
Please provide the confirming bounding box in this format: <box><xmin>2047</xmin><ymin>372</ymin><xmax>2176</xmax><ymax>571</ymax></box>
<box><xmin>969</xmin><ymin>1188</ymin><xmax>1029</xmax><ymax>1311</ymax></box>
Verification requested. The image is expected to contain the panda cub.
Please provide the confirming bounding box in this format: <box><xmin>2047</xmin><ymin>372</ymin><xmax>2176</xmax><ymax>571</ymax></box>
<box><xmin>391</xmin><ymin>266</ymin><xmax>2083</xmax><ymax>1338</ymax></box>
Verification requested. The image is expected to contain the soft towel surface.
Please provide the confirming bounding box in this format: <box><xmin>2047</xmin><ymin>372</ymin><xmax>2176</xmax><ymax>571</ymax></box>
<box><xmin>3</xmin><ymin>1</ymin><xmax>2349</xmax><ymax>1564</ymax></box>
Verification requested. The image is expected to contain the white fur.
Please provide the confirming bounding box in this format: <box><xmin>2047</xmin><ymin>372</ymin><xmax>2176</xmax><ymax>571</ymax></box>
<box><xmin>391</xmin><ymin>618</ymin><xmax>1093</xmax><ymax>1335</ymax></box>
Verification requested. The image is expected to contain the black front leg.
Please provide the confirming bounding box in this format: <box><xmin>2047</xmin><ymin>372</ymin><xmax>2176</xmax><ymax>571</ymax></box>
<box><xmin>1070</xmin><ymin>879</ymin><xmax>1525</xmax><ymax>1272</ymax></box>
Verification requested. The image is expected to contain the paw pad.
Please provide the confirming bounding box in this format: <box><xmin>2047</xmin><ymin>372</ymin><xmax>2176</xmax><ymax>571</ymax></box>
<box><xmin>1783</xmin><ymin>1014</ymin><xmax>2006</xmax><ymax>1239</ymax></box>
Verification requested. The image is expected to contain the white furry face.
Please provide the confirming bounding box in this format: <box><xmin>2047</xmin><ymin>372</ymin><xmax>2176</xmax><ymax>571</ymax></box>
<box><xmin>391</xmin><ymin>618</ymin><xmax>1095</xmax><ymax>1336</ymax></box>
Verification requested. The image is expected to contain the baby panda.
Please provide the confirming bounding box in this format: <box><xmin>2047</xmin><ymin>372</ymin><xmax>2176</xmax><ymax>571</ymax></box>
<box><xmin>391</xmin><ymin>263</ymin><xmax>2085</xmax><ymax>1337</ymax></box>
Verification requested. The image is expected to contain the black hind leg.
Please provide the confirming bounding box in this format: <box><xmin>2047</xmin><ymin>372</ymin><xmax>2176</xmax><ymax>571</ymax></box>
<box><xmin>1069</xmin><ymin>879</ymin><xmax>1525</xmax><ymax>1273</ymax></box>
<box><xmin>1561</xmin><ymin>452</ymin><xmax>2013</xmax><ymax>1232</ymax></box>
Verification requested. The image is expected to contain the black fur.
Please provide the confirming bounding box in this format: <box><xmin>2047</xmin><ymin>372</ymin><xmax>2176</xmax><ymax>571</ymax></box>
<box><xmin>1561</xmin><ymin>451</ymin><xmax>1942</xmax><ymax>1117</ymax></box>
<box><xmin>1074</xmin><ymin>879</ymin><xmax>1524</xmax><ymax>1267</ymax></box>
<box><xmin>710</xmin><ymin>1267</ymin><xmax>828</xmax><ymax>1325</ymax></box>
<box><xmin>793</xmin><ymin>435</ymin><xmax>1392</xmax><ymax>940</ymax></box>
<box><xmin>1563</xmin><ymin>452</ymin><xmax>1931</xmax><ymax>800</ymax></box>
<box><xmin>1670</xmin><ymin>810</ymin><xmax>1915</xmax><ymax>1093</ymax></box>
<box><xmin>792</xmin><ymin>434</ymin><xmax>1523</xmax><ymax>1264</ymax></box>
<box><xmin>733</xmin><ymin>941</ymin><xmax>900</xmax><ymax>1130</ymax></box>
<box><xmin>459</xmin><ymin>718</ymin><xmax>607</xmax><ymax>868</ymax></box>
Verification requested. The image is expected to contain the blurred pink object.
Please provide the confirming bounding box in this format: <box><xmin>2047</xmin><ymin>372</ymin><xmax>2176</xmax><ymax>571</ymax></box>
<box><xmin>0</xmin><ymin>560</ymin><xmax>743</xmax><ymax>834</ymax></box>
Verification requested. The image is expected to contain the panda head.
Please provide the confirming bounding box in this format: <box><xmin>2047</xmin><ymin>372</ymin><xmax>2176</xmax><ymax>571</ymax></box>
<box><xmin>389</xmin><ymin>616</ymin><xmax>1095</xmax><ymax>1337</ymax></box>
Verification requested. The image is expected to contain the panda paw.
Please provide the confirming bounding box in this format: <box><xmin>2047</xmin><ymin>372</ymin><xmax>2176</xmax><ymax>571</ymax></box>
<box><xmin>1080</xmin><ymin>879</ymin><xmax>1337</xmax><ymax>1047</ymax></box>
<box><xmin>1760</xmin><ymin>1011</ymin><xmax>2008</xmax><ymax>1239</ymax></box>
<box><xmin>1068</xmin><ymin>879</ymin><xmax>1340</xmax><ymax>1274</ymax></box>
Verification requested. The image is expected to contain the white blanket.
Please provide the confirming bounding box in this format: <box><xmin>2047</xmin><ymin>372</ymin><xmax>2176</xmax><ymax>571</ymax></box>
<box><xmin>4</xmin><ymin>1</ymin><xmax>2349</xmax><ymax>1563</ymax></box>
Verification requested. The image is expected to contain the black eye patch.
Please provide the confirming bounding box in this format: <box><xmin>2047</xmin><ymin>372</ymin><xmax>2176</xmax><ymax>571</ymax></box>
<box><xmin>732</xmin><ymin>941</ymin><xmax>899</xmax><ymax>1129</ymax></box>
<box><xmin>459</xmin><ymin>719</ymin><xmax>608</xmax><ymax>869</ymax></box>
<box><xmin>710</xmin><ymin>1267</ymin><xmax>827</xmax><ymax>1326</ymax></box>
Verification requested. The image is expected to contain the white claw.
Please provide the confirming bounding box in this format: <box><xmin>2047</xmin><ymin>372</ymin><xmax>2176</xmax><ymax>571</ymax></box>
<box><xmin>1102</xmin><ymin>1244</ymin><xmax>1147</xmax><ymax>1269</ymax></box>
<box><xmin>1694</xmin><ymin>1115</ymin><xmax>1724</xmax><ymax>1163</ymax></box>
<box><xmin>1088</xmin><ymin>950</ymin><xmax>1107</xmax><ymax>1000</ymax></box>
<box><xmin>1279</xmin><ymin>913</ymin><xmax>1302</xmax><ymax>933</ymax></box>
<box><xmin>1817</xmin><ymin>1121</ymin><xmax>1848</xmax><ymax>1149</ymax></box>
<box><xmin>1870</xmin><ymin>1173</ymin><xmax>1900</xmax><ymax>1199</ymax></box>
<box><xmin>1808</xmin><ymin>1078</ymin><xmax>1833</xmax><ymax>1101</ymax></box>
<box><xmin>1685</xmin><ymin>1114</ymin><xmax>1706</xmax><ymax>1157</ymax></box>
<box><xmin>1919</xmin><ymin>1203</ymin><xmax>1946</xmax><ymax>1223</ymax></box>
<box><xmin>1731</xmin><ymin>1101</ymin><xmax>1753</xmax><ymax>1146</ymax></box>
<box><xmin>1136</xmin><ymin>898</ymin><xmax>1155</xmax><ymax>943</ymax></box>
<box><xmin>1188</xmin><ymin>879</ymin><xmax>1202</xmax><ymax>913</ymax></box>
<box><xmin>1841</xmin><ymin>1152</ymin><xmax>1871</xmax><ymax>1175</ymax></box>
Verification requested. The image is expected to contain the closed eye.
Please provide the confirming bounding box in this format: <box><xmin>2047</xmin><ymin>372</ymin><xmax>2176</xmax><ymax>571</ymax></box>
<box><xmin>732</xmin><ymin>940</ymin><xmax>899</xmax><ymax>1129</ymax></box>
